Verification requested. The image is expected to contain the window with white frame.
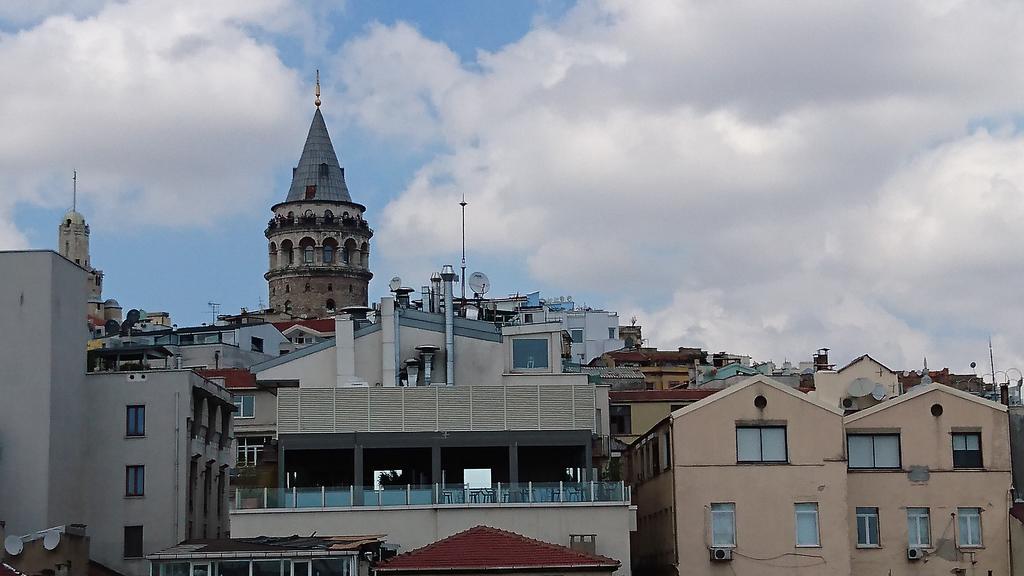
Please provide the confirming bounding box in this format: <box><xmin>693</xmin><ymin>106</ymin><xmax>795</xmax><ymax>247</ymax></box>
<box><xmin>608</xmin><ymin>327</ymin><xmax>616</xmax><ymax>339</ymax></box>
<box><xmin>856</xmin><ymin>507</ymin><xmax>880</xmax><ymax>547</ymax></box>
<box><xmin>236</xmin><ymin>437</ymin><xmax>265</xmax><ymax>467</ymax></box>
<box><xmin>795</xmin><ymin>503</ymin><xmax>820</xmax><ymax>547</ymax></box>
<box><xmin>907</xmin><ymin>507</ymin><xmax>931</xmax><ymax>548</ymax></box>
<box><xmin>736</xmin><ymin>426</ymin><xmax>787</xmax><ymax>462</ymax></box>
<box><xmin>512</xmin><ymin>338</ymin><xmax>549</xmax><ymax>370</ymax></box>
<box><xmin>233</xmin><ymin>395</ymin><xmax>255</xmax><ymax>418</ymax></box>
<box><xmin>710</xmin><ymin>503</ymin><xmax>736</xmax><ymax>547</ymax></box>
<box><xmin>570</xmin><ymin>329</ymin><xmax>584</xmax><ymax>343</ymax></box>
<box><xmin>957</xmin><ymin>507</ymin><xmax>982</xmax><ymax>547</ymax></box>
<box><xmin>847</xmin><ymin>434</ymin><xmax>900</xmax><ymax>469</ymax></box>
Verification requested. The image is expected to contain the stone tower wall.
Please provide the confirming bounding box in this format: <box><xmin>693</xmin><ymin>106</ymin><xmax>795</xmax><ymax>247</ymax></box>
<box><xmin>265</xmin><ymin>200</ymin><xmax>372</xmax><ymax>318</ymax></box>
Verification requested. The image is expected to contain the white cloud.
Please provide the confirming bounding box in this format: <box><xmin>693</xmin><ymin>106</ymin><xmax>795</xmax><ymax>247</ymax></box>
<box><xmin>0</xmin><ymin>0</ymin><xmax>310</xmax><ymax>233</ymax></box>
<box><xmin>337</xmin><ymin>0</ymin><xmax>1024</xmax><ymax>371</ymax></box>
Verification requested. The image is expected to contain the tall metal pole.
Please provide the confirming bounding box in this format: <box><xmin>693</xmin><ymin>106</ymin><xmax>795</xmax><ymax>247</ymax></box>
<box><xmin>72</xmin><ymin>170</ymin><xmax>77</xmax><ymax>211</ymax></box>
<box><xmin>460</xmin><ymin>195</ymin><xmax>467</xmax><ymax>300</ymax></box>
<box><xmin>989</xmin><ymin>337</ymin><xmax>997</xmax><ymax>396</ymax></box>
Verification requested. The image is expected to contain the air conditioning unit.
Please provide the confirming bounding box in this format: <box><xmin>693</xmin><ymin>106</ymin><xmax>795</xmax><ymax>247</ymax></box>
<box><xmin>907</xmin><ymin>547</ymin><xmax>925</xmax><ymax>561</ymax></box>
<box><xmin>841</xmin><ymin>397</ymin><xmax>856</xmax><ymax>410</ymax></box>
<box><xmin>709</xmin><ymin>548</ymin><xmax>733</xmax><ymax>562</ymax></box>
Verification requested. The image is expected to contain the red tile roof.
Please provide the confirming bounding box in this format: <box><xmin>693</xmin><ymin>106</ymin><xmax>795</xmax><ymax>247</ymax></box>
<box><xmin>196</xmin><ymin>368</ymin><xmax>257</xmax><ymax>389</ymax></box>
<box><xmin>273</xmin><ymin>319</ymin><xmax>336</xmax><ymax>334</ymax></box>
<box><xmin>375</xmin><ymin>526</ymin><xmax>619</xmax><ymax>573</ymax></box>
<box><xmin>610</xmin><ymin>389</ymin><xmax>718</xmax><ymax>402</ymax></box>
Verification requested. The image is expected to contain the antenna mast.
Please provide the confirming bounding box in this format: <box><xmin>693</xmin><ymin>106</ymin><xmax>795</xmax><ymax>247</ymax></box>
<box><xmin>989</xmin><ymin>337</ymin><xmax>997</xmax><ymax>396</ymax></box>
<box><xmin>208</xmin><ymin>301</ymin><xmax>221</xmax><ymax>325</ymax></box>
<box><xmin>460</xmin><ymin>194</ymin><xmax>467</xmax><ymax>300</ymax></box>
<box><xmin>72</xmin><ymin>170</ymin><xmax>77</xmax><ymax>211</ymax></box>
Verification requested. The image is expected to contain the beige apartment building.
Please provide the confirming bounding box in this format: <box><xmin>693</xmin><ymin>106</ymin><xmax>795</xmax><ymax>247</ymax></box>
<box><xmin>628</xmin><ymin>375</ymin><xmax>1012</xmax><ymax>576</ymax></box>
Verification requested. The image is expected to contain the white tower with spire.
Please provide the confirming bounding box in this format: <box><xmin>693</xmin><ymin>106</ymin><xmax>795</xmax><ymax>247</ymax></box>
<box><xmin>56</xmin><ymin>171</ymin><xmax>109</xmax><ymax>322</ymax></box>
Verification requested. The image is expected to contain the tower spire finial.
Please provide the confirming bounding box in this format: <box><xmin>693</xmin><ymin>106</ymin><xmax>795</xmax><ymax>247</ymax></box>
<box><xmin>315</xmin><ymin>69</ymin><xmax>321</xmax><ymax>108</ymax></box>
<box><xmin>72</xmin><ymin>170</ymin><xmax>77</xmax><ymax>211</ymax></box>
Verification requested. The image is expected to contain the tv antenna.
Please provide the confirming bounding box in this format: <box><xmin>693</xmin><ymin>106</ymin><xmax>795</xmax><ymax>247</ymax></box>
<box><xmin>460</xmin><ymin>194</ymin><xmax>467</xmax><ymax>300</ymax></box>
<box><xmin>72</xmin><ymin>170</ymin><xmax>78</xmax><ymax>211</ymax></box>
<box><xmin>208</xmin><ymin>301</ymin><xmax>221</xmax><ymax>324</ymax></box>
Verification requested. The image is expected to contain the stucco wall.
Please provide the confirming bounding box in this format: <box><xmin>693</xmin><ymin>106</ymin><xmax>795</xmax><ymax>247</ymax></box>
<box><xmin>845</xmin><ymin>387</ymin><xmax>1011</xmax><ymax>575</ymax></box>
<box><xmin>231</xmin><ymin>504</ymin><xmax>634</xmax><ymax>576</ymax></box>
<box><xmin>0</xmin><ymin>251</ymin><xmax>87</xmax><ymax>536</ymax></box>
<box><xmin>84</xmin><ymin>371</ymin><xmax>234</xmax><ymax>576</ymax></box>
<box><xmin>670</xmin><ymin>380</ymin><xmax>851</xmax><ymax>576</ymax></box>
<box><xmin>811</xmin><ymin>357</ymin><xmax>900</xmax><ymax>411</ymax></box>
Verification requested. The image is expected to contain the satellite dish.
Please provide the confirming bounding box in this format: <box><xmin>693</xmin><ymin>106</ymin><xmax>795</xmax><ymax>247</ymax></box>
<box><xmin>848</xmin><ymin>377</ymin><xmax>875</xmax><ymax>398</ymax></box>
<box><xmin>468</xmin><ymin>272</ymin><xmax>490</xmax><ymax>296</ymax></box>
<box><xmin>871</xmin><ymin>384</ymin><xmax>887</xmax><ymax>401</ymax></box>
<box><xmin>4</xmin><ymin>535</ymin><xmax>23</xmax><ymax>556</ymax></box>
<box><xmin>125</xmin><ymin>309</ymin><xmax>141</xmax><ymax>324</ymax></box>
<box><xmin>388</xmin><ymin>276</ymin><xmax>402</xmax><ymax>292</ymax></box>
<box><xmin>43</xmin><ymin>530</ymin><xmax>60</xmax><ymax>551</ymax></box>
<box><xmin>104</xmin><ymin>319</ymin><xmax>121</xmax><ymax>335</ymax></box>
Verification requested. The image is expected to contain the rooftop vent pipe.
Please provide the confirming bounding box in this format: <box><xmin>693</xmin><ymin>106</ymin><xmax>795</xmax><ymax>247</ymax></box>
<box><xmin>440</xmin><ymin>265</ymin><xmax>457</xmax><ymax>386</ymax></box>
<box><xmin>430</xmin><ymin>272</ymin><xmax>442</xmax><ymax>314</ymax></box>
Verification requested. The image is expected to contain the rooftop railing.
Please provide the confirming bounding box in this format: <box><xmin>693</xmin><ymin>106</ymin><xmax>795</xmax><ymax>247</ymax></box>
<box><xmin>232</xmin><ymin>481</ymin><xmax>629</xmax><ymax>511</ymax></box>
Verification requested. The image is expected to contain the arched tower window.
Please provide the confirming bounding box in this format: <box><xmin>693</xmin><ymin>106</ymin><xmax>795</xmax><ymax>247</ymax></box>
<box><xmin>304</xmin><ymin>283</ymin><xmax>311</xmax><ymax>292</ymax></box>
<box><xmin>326</xmin><ymin>299</ymin><xmax>336</xmax><ymax>311</ymax></box>
<box><xmin>285</xmin><ymin>284</ymin><xmax>290</xmax><ymax>293</ymax></box>
<box><xmin>323</xmin><ymin>238</ymin><xmax>338</xmax><ymax>264</ymax></box>
<box><xmin>324</xmin><ymin>209</ymin><xmax>334</xmax><ymax>222</ymax></box>
<box><xmin>360</xmin><ymin>242</ymin><xmax>370</xmax><ymax>269</ymax></box>
<box><xmin>319</xmin><ymin>163</ymin><xmax>329</xmax><ymax>178</ymax></box>
<box><xmin>344</xmin><ymin>239</ymin><xmax>359</xmax><ymax>266</ymax></box>
<box><xmin>284</xmin><ymin>300</ymin><xmax>292</xmax><ymax>314</ymax></box>
<box><xmin>280</xmin><ymin>240</ymin><xmax>294</xmax><ymax>265</ymax></box>
<box><xmin>269</xmin><ymin>242</ymin><xmax>278</xmax><ymax>269</ymax></box>
<box><xmin>327</xmin><ymin>283</ymin><xmax>333</xmax><ymax>292</ymax></box>
<box><xmin>299</xmin><ymin>237</ymin><xmax>315</xmax><ymax>264</ymax></box>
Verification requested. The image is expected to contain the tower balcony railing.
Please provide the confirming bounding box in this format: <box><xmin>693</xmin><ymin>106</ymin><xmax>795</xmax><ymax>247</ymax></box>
<box><xmin>266</xmin><ymin>216</ymin><xmax>372</xmax><ymax>234</ymax></box>
<box><xmin>231</xmin><ymin>481</ymin><xmax>630</xmax><ymax>511</ymax></box>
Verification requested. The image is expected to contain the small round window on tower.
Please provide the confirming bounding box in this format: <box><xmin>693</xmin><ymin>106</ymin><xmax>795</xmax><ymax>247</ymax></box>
<box><xmin>754</xmin><ymin>395</ymin><xmax>767</xmax><ymax>409</ymax></box>
<box><xmin>931</xmin><ymin>403</ymin><xmax>943</xmax><ymax>417</ymax></box>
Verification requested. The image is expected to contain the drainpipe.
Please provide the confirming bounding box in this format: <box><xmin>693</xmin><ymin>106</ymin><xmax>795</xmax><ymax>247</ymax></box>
<box><xmin>440</xmin><ymin>265</ymin><xmax>457</xmax><ymax>386</ymax></box>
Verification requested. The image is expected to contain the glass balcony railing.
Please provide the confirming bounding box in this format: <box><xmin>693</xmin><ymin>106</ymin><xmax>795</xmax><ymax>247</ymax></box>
<box><xmin>232</xmin><ymin>481</ymin><xmax>630</xmax><ymax>510</ymax></box>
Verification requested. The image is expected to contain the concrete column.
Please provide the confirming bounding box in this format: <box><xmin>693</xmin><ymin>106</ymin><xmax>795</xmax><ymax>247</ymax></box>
<box><xmin>431</xmin><ymin>444</ymin><xmax>442</xmax><ymax>485</ymax></box>
<box><xmin>380</xmin><ymin>297</ymin><xmax>397</xmax><ymax>387</ymax></box>
<box><xmin>353</xmin><ymin>444</ymin><xmax>364</xmax><ymax>505</ymax></box>
<box><xmin>335</xmin><ymin>315</ymin><xmax>357</xmax><ymax>386</ymax></box>
<box><xmin>509</xmin><ymin>442</ymin><xmax>519</xmax><ymax>485</ymax></box>
<box><xmin>583</xmin><ymin>440</ymin><xmax>593</xmax><ymax>481</ymax></box>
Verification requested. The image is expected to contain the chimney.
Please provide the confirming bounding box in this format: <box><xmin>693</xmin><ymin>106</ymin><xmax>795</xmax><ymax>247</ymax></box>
<box><xmin>395</xmin><ymin>287</ymin><xmax>414</xmax><ymax>309</ymax></box>
<box><xmin>405</xmin><ymin>358</ymin><xmax>420</xmax><ymax>387</ymax></box>
<box><xmin>430</xmin><ymin>273</ymin><xmax>442</xmax><ymax>314</ymax></box>
<box><xmin>440</xmin><ymin>265</ymin><xmax>457</xmax><ymax>386</ymax></box>
<box><xmin>1001</xmin><ymin>384</ymin><xmax>1010</xmax><ymax>406</ymax></box>
<box><xmin>813</xmin><ymin>348</ymin><xmax>832</xmax><ymax>372</ymax></box>
<box><xmin>421</xmin><ymin>286</ymin><xmax>430</xmax><ymax>311</ymax></box>
<box><xmin>416</xmin><ymin>344</ymin><xmax>439</xmax><ymax>385</ymax></box>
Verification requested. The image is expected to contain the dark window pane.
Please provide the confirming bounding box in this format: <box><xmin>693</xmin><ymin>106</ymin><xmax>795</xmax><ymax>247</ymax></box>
<box><xmin>124</xmin><ymin>526</ymin><xmax>143</xmax><ymax>558</ymax></box>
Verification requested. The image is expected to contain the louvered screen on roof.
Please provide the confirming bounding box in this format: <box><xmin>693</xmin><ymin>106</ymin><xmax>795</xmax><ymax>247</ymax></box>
<box><xmin>277</xmin><ymin>388</ymin><xmax>300</xmax><ymax>433</ymax></box>
<box><xmin>276</xmin><ymin>383</ymin><xmax>596</xmax><ymax>434</ymax></box>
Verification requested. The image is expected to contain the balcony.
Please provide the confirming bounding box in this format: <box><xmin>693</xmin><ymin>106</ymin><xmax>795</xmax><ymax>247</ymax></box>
<box><xmin>233</xmin><ymin>481</ymin><xmax>629</xmax><ymax>510</ymax></box>
<box><xmin>277</xmin><ymin>384</ymin><xmax>597</xmax><ymax>434</ymax></box>
<box><xmin>266</xmin><ymin>216</ymin><xmax>373</xmax><ymax>235</ymax></box>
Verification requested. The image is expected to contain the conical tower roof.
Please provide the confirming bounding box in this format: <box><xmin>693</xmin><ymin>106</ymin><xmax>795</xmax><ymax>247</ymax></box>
<box><xmin>285</xmin><ymin>108</ymin><xmax>352</xmax><ymax>202</ymax></box>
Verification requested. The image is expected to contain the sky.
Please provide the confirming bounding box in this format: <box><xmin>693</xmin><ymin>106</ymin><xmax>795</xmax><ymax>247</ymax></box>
<box><xmin>2</xmin><ymin>0</ymin><xmax>1024</xmax><ymax>376</ymax></box>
